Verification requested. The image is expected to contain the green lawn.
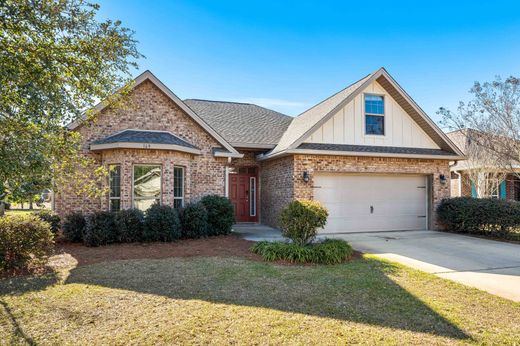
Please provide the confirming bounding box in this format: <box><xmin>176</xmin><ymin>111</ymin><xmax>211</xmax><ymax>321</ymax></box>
<box><xmin>1</xmin><ymin>255</ymin><xmax>519</xmax><ymax>345</ymax></box>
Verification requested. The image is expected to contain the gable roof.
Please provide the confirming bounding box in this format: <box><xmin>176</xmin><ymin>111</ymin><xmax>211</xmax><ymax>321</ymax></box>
<box><xmin>184</xmin><ymin>99</ymin><xmax>293</xmax><ymax>148</ymax></box>
<box><xmin>68</xmin><ymin>71</ymin><xmax>241</xmax><ymax>157</ymax></box>
<box><xmin>264</xmin><ymin>67</ymin><xmax>464</xmax><ymax>159</ymax></box>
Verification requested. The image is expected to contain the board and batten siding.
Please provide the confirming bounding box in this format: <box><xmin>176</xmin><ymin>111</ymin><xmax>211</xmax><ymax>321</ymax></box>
<box><xmin>305</xmin><ymin>81</ymin><xmax>440</xmax><ymax>149</ymax></box>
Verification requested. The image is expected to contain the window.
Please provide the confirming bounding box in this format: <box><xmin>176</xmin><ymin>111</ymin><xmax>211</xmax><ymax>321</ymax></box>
<box><xmin>133</xmin><ymin>165</ymin><xmax>162</xmax><ymax>211</ymax></box>
<box><xmin>249</xmin><ymin>177</ymin><xmax>256</xmax><ymax>217</ymax></box>
<box><xmin>108</xmin><ymin>165</ymin><xmax>121</xmax><ymax>212</ymax></box>
<box><xmin>365</xmin><ymin>94</ymin><xmax>385</xmax><ymax>135</ymax></box>
<box><xmin>173</xmin><ymin>166</ymin><xmax>184</xmax><ymax>208</ymax></box>
<box><xmin>485</xmin><ymin>178</ymin><xmax>499</xmax><ymax>199</ymax></box>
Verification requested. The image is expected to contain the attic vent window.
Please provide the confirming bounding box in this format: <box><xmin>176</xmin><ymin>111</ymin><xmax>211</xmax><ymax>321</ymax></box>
<box><xmin>365</xmin><ymin>94</ymin><xmax>385</xmax><ymax>135</ymax></box>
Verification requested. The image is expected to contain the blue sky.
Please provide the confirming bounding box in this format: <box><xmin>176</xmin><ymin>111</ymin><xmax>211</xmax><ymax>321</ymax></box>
<box><xmin>97</xmin><ymin>1</ymin><xmax>520</xmax><ymax>123</ymax></box>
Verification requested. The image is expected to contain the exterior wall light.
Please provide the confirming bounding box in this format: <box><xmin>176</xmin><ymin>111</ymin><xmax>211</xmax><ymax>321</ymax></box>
<box><xmin>303</xmin><ymin>170</ymin><xmax>310</xmax><ymax>183</ymax></box>
<box><xmin>440</xmin><ymin>174</ymin><xmax>447</xmax><ymax>185</ymax></box>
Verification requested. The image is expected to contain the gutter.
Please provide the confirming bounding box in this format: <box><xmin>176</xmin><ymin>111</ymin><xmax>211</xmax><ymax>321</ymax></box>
<box><xmin>258</xmin><ymin>149</ymin><xmax>465</xmax><ymax>162</ymax></box>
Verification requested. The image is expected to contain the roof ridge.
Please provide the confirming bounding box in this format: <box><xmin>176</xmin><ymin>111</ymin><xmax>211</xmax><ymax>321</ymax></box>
<box><xmin>184</xmin><ymin>98</ymin><xmax>254</xmax><ymax>106</ymax></box>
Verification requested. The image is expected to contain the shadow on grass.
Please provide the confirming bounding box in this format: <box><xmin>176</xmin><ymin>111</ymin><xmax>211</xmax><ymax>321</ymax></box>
<box><xmin>0</xmin><ymin>300</ymin><xmax>36</xmax><ymax>345</ymax></box>
<box><xmin>0</xmin><ymin>271</ymin><xmax>60</xmax><ymax>296</ymax></box>
<box><xmin>63</xmin><ymin>256</ymin><xmax>470</xmax><ymax>341</ymax></box>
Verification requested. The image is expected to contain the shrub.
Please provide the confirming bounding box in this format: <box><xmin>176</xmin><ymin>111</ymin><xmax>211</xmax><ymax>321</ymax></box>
<box><xmin>251</xmin><ymin>239</ymin><xmax>352</xmax><ymax>265</ymax></box>
<box><xmin>144</xmin><ymin>203</ymin><xmax>181</xmax><ymax>242</ymax></box>
<box><xmin>437</xmin><ymin>197</ymin><xmax>520</xmax><ymax>240</ymax></box>
<box><xmin>84</xmin><ymin>211</ymin><xmax>118</xmax><ymax>247</ymax></box>
<box><xmin>279</xmin><ymin>200</ymin><xmax>328</xmax><ymax>245</ymax></box>
<box><xmin>115</xmin><ymin>209</ymin><xmax>145</xmax><ymax>242</ymax></box>
<box><xmin>62</xmin><ymin>212</ymin><xmax>86</xmax><ymax>242</ymax></box>
<box><xmin>200</xmin><ymin>195</ymin><xmax>234</xmax><ymax>236</ymax></box>
<box><xmin>36</xmin><ymin>209</ymin><xmax>61</xmax><ymax>234</ymax></box>
<box><xmin>0</xmin><ymin>215</ymin><xmax>54</xmax><ymax>271</ymax></box>
<box><xmin>180</xmin><ymin>202</ymin><xmax>209</xmax><ymax>239</ymax></box>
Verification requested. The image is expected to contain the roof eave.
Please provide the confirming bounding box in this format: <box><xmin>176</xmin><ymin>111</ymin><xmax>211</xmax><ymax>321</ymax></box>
<box><xmin>258</xmin><ymin>148</ymin><xmax>464</xmax><ymax>161</ymax></box>
<box><xmin>90</xmin><ymin>142</ymin><xmax>202</xmax><ymax>155</ymax></box>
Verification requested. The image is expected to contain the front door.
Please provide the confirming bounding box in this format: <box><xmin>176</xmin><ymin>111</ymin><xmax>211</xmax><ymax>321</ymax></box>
<box><xmin>229</xmin><ymin>167</ymin><xmax>258</xmax><ymax>222</ymax></box>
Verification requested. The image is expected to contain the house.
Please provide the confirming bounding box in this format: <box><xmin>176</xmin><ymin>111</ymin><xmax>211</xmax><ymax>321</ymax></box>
<box><xmin>57</xmin><ymin>67</ymin><xmax>464</xmax><ymax>233</ymax></box>
<box><xmin>448</xmin><ymin>129</ymin><xmax>520</xmax><ymax>200</ymax></box>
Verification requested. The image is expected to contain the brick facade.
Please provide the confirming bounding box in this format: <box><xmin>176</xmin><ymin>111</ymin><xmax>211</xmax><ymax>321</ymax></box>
<box><xmin>55</xmin><ymin>80</ymin><xmax>228</xmax><ymax>218</ymax></box>
<box><xmin>260</xmin><ymin>154</ymin><xmax>451</xmax><ymax>229</ymax></box>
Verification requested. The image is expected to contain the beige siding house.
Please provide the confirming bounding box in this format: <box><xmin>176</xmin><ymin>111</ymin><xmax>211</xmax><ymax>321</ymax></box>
<box><xmin>57</xmin><ymin>67</ymin><xmax>464</xmax><ymax>233</ymax></box>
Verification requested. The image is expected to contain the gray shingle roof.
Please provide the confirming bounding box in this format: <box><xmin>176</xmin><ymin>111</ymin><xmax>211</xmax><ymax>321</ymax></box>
<box><xmin>92</xmin><ymin>129</ymin><xmax>199</xmax><ymax>149</ymax></box>
<box><xmin>184</xmin><ymin>99</ymin><xmax>293</xmax><ymax>147</ymax></box>
<box><xmin>297</xmin><ymin>143</ymin><xmax>457</xmax><ymax>156</ymax></box>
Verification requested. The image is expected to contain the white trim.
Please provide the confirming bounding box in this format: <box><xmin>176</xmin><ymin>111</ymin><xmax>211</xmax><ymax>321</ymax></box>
<box><xmin>257</xmin><ymin>148</ymin><xmax>465</xmax><ymax>161</ymax></box>
<box><xmin>90</xmin><ymin>142</ymin><xmax>202</xmax><ymax>154</ymax></box>
<box><xmin>213</xmin><ymin>151</ymin><xmax>244</xmax><ymax>158</ymax></box>
<box><xmin>68</xmin><ymin>70</ymin><xmax>240</xmax><ymax>156</ymax></box>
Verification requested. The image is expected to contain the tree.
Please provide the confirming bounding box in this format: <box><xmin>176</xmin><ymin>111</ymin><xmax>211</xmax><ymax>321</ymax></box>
<box><xmin>0</xmin><ymin>0</ymin><xmax>142</xmax><ymax>213</ymax></box>
<box><xmin>439</xmin><ymin>76</ymin><xmax>520</xmax><ymax>186</ymax></box>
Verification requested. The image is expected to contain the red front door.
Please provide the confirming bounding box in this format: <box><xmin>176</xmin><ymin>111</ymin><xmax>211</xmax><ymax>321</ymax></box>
<box><xmin>229</xmin><ymin>167</ymin><xmax>258</xmax><ymax>222</ymax></box>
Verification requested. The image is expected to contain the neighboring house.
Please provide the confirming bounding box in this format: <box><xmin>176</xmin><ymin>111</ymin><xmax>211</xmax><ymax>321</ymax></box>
<box><xmin>448</xmin><ymin>129</ymin><xmax>520</xmax><ymax>200</ymax></box>
<box><xmin>57</xmin><ymin>67</ymin><xmax>464</xmax><ymax>233</ymax></box>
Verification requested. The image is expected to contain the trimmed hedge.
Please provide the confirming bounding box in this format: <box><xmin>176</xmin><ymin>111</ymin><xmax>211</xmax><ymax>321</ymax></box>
<box><xmin>84</xmin><ymin>211</ymin><xmax>118</xmax><ymax>247</ymax></box>
<box><xmin>143</xmin><ymin>204</ymin><xmax>181</xmax><ymax>242</ymax></box>
<box><xmin>115</xmin><ymin>209</ymin><xmax>145</xmax><ymax>242</ymax></box>
<box><xmin>62</xmin><ymin>212</ymin><xmax>86</xmax><ymax>243</ymax></box>
<box><xmin>200</xmin><ymin>195</ymin><xmax>234</xmax><ymax>236</ymax></box>
<box><xmin>279</xmin><ymin>200</ymin><xmax>328</xmax><ymax>245</ymax></box>
<box><xmin>437</xmin><ymin>197</ymin><xmax>520</xmax><ymax>240</ymax></box>
<box><xmin>36</xmin><ymin>209</ymin><xmax>61</xmax><ymax>234</ymax></box>
<box><xmin>0</xmin><ymin>215</ymin><xmax>54</xmax><ymax>271</ymax></box>
<box><xmin>251</xmin><ymin>239</ymin><xmax>353</xmax><ymax>265</ymax></box>
<box><xmin>180</xmin><ymin>202</ymin><xmax>208</xmax><ymax>239</ymax></box>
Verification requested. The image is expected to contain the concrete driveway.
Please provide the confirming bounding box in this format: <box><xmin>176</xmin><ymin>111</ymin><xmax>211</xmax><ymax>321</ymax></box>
<box><xmin>329</xmin><ymin>230</ymin><xmax>520</xmax><ymax>302</ymax></box>
<box><xmin>234</xmin><ymin>225</ymin><xmax>520</xmax><ymax>301</ymax></box>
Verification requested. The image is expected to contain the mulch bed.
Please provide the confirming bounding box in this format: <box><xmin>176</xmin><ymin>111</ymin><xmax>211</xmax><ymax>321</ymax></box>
<box><xmin>53</xmin><ymin>234</ymin><xmax>261</xmax><ymax>267</ymax></box>
<box><xmin>2</xmin><ymin>235</ymin><xmax>362</xmax><ymax>279</ymax></box>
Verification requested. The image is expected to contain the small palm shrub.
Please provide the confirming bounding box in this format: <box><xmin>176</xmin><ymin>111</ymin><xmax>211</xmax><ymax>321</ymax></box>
<box><xmin>62</xmin><ymin>211</ymin><xmax>86</xmax><ymax>242</ymax></box>
<box><xmin>36</xmin><ymin>209</ymin><xmax>61</xmax><ymax>234</ymax></box>
<box><xmin>144</xmin><ymin>203</ymin><xmax>181</xmax><ymax>241</ymax></box>
<box><xmin>0</xmin><ymin>215</ymin><xmax>54</xmax><ymax>271</ymax></box>
<box><xmin>115</xmin><ymin>209</ymin><xmax>145</xmax><ymax>242</ymax></box>
<box><xmin>279</xmin><ymin>200</ymin><xmax>328</xmax><ymax>245</ymax></box>
<box><xmin>251</xmin><ymin>239</ymin><xmax>352</xmax><ymax>265</ymax></box>
<box><xmin>200</xmin><ymin>195</ymin><xmax>234</xmax><ymax>236</ymax></box>
<box><xmin>84</xmin><ymin>211</ymin><xmax>118</xmax><ymax>247</ymax></box>
<box><xmin>180</xmin><ymin>202</ymin><xmax>209</xmax><ymax>239</ymax></box>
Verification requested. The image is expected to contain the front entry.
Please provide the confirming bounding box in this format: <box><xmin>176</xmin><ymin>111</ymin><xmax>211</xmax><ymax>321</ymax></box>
<box><xmin>229</xmin><ymin>167</ymin><xmax>258</xmax><ymax>222</ymax></box>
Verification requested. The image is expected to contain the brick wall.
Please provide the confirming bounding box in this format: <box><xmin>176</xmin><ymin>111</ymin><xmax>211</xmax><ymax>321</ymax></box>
<box><xmin>260</xmin><ymin>154</ymin><xmax>451</xmax><ymax>229</ymax></box>
<box><xmin>55</xmin><ymin>80</ymin><xmax>227</xmax><ymax>218</ymax></box>
<box><xmin>260</xmin><ymin>155</ymin><xmax>294</xmax><ymax>227</ymax></box>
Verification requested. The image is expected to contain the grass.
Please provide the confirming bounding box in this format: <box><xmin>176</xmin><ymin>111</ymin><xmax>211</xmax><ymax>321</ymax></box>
<box><xmin>1</xmin><ymin>255</ymin><xmax>519</xmax><ymax>345</ymax></box>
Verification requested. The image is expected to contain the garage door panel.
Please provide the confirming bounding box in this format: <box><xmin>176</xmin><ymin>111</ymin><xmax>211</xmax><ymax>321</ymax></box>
<box><xmin>314</xmin><ymin>174</ymin><xmax>427</xmax><ymax>233</ymax></box>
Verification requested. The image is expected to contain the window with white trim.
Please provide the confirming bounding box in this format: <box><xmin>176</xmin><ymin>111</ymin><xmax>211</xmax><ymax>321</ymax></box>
<box><xmin>365</xmin><ymin>94</ymin><xmax>385</xmax><ymax>135</ymax></box>
<box><xmin>249</xmin><ymin>176</ymin><xmax>256</xmax><ymax>217</ymax></box>
<box><xmin>133</xmin><ymin>165</ymin><xmax>162</xmax><ymax>211</ymax></box>
<box><xmin>173</xmin><ymin>166</ymin><xmax>185</xmax><ymax>208</ymax></box>
<box><xmin>485</xmin><ymin>178</ymin><xmax>499</xmax><ymax>199</ymax></box>
<box><xmin>108</xmin><ymin>165</ymin><xmax>121</xmax><ymax>212</ymax></box>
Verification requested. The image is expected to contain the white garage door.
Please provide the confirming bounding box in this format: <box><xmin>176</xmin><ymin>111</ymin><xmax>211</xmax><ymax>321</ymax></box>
<box><xmin>313</xmin><ymin>174</ymin><xmax>428</xmax><ymax>233</ymax></box>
